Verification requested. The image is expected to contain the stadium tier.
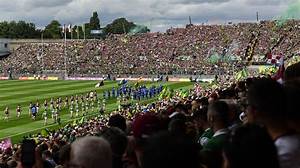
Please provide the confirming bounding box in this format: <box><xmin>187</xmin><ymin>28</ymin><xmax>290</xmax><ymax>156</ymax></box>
<box><xmin>0</xmin><ymin>18</ymin><xmax>300</xmax><ymax>168</ymax></box>
<box><xmin>1</xmin><ymin>20</ymin><xmax>300</xmax><ymax>77</ymax></box>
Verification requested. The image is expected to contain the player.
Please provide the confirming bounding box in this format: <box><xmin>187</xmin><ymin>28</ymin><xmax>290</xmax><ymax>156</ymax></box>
<box><xmin>42</xmin><ymin>107</ymin><xmax>48</xmax><ymax>126</ymax></box>
<box><xmin>29</xmin><ymin>102</ymin><xmax>33</xmax><ymax>117</ymax></box>
<box><xmin>102</xmin><ymin>98</ymin><xmax>106</xmax><ymax>112</ymax></box>
<box><xmin>36</xmin><ymin>100</ymin><xmax>40</xmax><ymax>114</ymax></box>
<box><xmin>4</xmin><ymin>106</ymin><xmax>9</xmax><ymax>121</ymax></box>
<box><xmin>31</xmin><ymin>104</ymin><xmax>37</xmax><ymax>120</ymax></box>
<box><xmin>50</xmin><ymin>98</ymin><xmax>54</xmax><ymax>112</ymax></box>
<box><xmin>64</xmin><ymin>96</ymin><xmax>69</xmax><ymax>108</ymax></box>
<box><xmin>70</xmin><ymin>95</ymin><xmax>75</xmax><ymax>106</ymax></box>
<box><xmin>16</xmin><ymin>105</ymin><xmax>21</xmax><ymax>118</ymax></box>
<box><xmin>90</xmin><ymin>91</ymin><xmax>94</xmax><ymax>112</ymax></box>
<box><xmin>54</xmin><ymin>103</ymin><xmax>60</xmax><ymax>123</ymax></box>
<box><xmin>44</xmin><ymin>100</ymin><xmax>48</xmax><ymax>112</ymax></box>
<box><xmin>70</xmin><ymin>103</ymin><xmax>74</xmax><ymax>118</ymax></box>
<box><xmin>85</xmin><ymin>93</ymin><xmax>89</xmax><ymax>114</ymax></box>
<box><xmin>75</xmin><ymin>100</ymin><xmax>79</xmax><ymax>117</ymax></box>
<box><xmin>51</xmin><ymin>101</ymin><xmax>56</xmax><ymax>119</ymax></box>
<box><xmin>58</xmin><ymin>97</ymin><xmax>62</xmax><ymax>110</ymax></box>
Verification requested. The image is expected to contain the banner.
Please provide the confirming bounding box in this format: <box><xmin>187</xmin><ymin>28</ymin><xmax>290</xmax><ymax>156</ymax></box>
<box><xmin>19</xmin><ymin>77</ymin><xmax>29</xmax><ymax>80</ymax></box>
<box><xmin>47</xmin><ymin>77</ymin><xmax>59</xmax><ymax>80</ymax></box>
<box><xmin>0</xmin><ymin>77</ymin><xmax>9</xmax><ymax>80</ymax></box>
<box><xmin>168</xmin><ymin>78</ymin><xmax>190</xmax><ymax>82</ymax></box>
<box><xmin>66</xmin><ymin>77</ymin><xmax>105</xmax><ymax>81</ymax></box>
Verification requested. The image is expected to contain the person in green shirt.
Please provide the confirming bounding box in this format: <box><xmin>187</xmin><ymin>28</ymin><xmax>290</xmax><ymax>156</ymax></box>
<box><xmin>202</xmin><ymin>100</ymin><xmax>230</xmax><ymax>152</ymax></box>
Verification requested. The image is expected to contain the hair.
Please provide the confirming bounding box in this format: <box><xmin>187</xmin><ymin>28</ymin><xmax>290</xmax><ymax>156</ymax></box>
<box><xmin>101</xmin><ymin>127</ymin><xmax>128</xmax><ymax>157</ymax></box>
<box><xmin>284</xmin><ymin>62</ymin><xmax>300</xmax><ymax>81</ymax></box>
<box><xmin>193</xmin><ymin>106</ymin><xmax>208</xmax><ymax>122</ymax></box>
<box><xmin>58</xmin><ymin>144</ymin><xmax>71</xmax><ymax>165</ymax></box>
<box><xmin>223</xmin><ymin>124</ymin><xmax>280</xmax><ymax>168</ymax></box>
<box><xmin>284</xmin><ymin>80</ymin><xmax>300</xmax><ymax>122</ymax></box>
<box><xmin>108</xmin><ymin>114</ymin><xmax>127</xmax><ymax>132</ymax></box>
<box><xmin>70</xmin><ymin>136</ymin><xmax>112</xmax><ymax>168</ymax></box>
<box><xmin>101</xmin><ymin>127</ymin><xmax>128</xmax><ymax>168</ymax></box>
<box><xmin>142</xmin><ymin>131</ymin><xmax>201</xmax><ymax>168</ymax></box>
<box><xmin>208</xmin><ymin>100</ymin><xmax>230</xmax><ymax>126</ymax></box>
<box><xmin>247</xmin><ymin>78</ymin><xmax>286</xmax><ymax>121</ymax></box>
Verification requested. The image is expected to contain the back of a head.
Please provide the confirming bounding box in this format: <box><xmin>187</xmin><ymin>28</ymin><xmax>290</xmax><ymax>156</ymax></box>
<box><xmin>70</xmin><ymin>136</ymin><xmax>112</xmax><ymax>168</ymax></box>
<box><xmin>142</xmin><ymin>131</ymin><xmax>200</xmax><ymax>168</ymax></box>
<box><xmin>101</xmin><ymin>127</ymin><xmax>128</xmax><ymax>157</ymax></box>
<box><xmin>108</xmin><ymin>114</ymin><xmax>127</xmax><ymax>132</ymax></box>
<box><xmin>284</xmin><ymin>80</ymin><xmax>300</xmax><ymax>131</ymax></box>
<box><xmin>224</xmin><ymin>124</ymin><xmax>280</xmax><ymax>168</ymax></box>
<box><xmin>208</xmin><ymin>101</ymin><xmax>230</xmax><ymax>126</ymax></box>
<box><xmin>247</xmin><ymin>78</ymin><xmax>286</xmax><ymax>122</ymax></box>
<box><xmin>284</xmin><ymin>62</ymin><xmax>300</xmax><ymax>82</ymax></box>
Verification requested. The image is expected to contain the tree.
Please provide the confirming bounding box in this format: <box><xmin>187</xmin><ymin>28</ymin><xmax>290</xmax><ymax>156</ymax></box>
<box><xmin>44</xmin><ymin>20</ymin><xmax>62</xmax><ymax>39</ymax></box>
<box><xmin>103</xmin><ymin>18</ymin><xmax>136</xmax><ymax>34</ymax></box>
<box><xmin>89</xmin><ymin>11</ymin><xmax>101</xmax><ymax>30</ymax></box>
<box><xmin>0</xmin><ymin>21</ymin><xmax>40</xmax><ymax>38</ymax></box>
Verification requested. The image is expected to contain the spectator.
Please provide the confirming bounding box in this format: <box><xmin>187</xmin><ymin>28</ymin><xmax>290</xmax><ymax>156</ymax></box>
<box><xmin>108</xmin><ymin>114</ymin><xmax>127</xmax><ymax>132</ymax></box>
<box><xmin>70</xmin><ymin>136</ymin><xmax>112</xmax><ymax>168</ymax></box>
<box><xmin>223</xmin><ymin>124</ymin><xmax>280</xmax><ymax>168</ymax></box>
<box><xmin>202</xmin><ymin>101</ymin><xmax>230</xmax><ymax>152</ymax></box>
<box><xmin>101</xmin><ymin>127</ymin><xmax>128</xmax><ymax>168</ymax></box>
<box><xmin>142</xmin><ymin>131</ymin><xmax>201</xmax><ymax>168</ymax></box>
<box><xmin>247</xmin><ymin>77</ymin><xmax>300</xmax><ymax>168</ymax></box>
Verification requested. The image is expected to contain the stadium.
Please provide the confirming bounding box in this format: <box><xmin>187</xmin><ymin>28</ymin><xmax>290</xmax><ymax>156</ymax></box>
<box><xmin>0</xmin><ymin>1</ymin><xmax>300</xmax><ymax>168</ymax></box>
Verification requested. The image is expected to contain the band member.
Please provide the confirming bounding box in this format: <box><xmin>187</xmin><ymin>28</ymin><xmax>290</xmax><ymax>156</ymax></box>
<box><xmin>65</xmin><ymin>96</ymin><xmax>69</xmax><ymax>108</ymax></box>
<box><xmin>4</xmin><ymin>106</ymin><xmax>9</xmax><ymax>121</ymax></box>
<box><xmin>16</xmin><ymin>105</ymin><xmax>21</xmax><ymax>118</ymax></box>
<box><xmin>70</xmin><ymin>103</ymin><xmax>74</xmax><ymax>118</ymax></box>
<box><xmin>44</xmin><ymin>100</ymin><xmax>48</xmax><ymax>112</ymax></box>
<box><xmin>43</xmin><ymin>108</ymin><xmax>48</xmax><ymax>126</ymax></box>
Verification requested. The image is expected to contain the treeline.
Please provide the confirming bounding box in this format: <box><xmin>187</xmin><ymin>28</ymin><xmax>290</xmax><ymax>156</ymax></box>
<box><xmin>0</xmin><ymin>12</ymin><xmax>150</xmax><ymax>39</ymax></box>
<box><xmin>0</xmin><ymin>21</ymin><xmax>41</xmax><ymax>38</ymax></box>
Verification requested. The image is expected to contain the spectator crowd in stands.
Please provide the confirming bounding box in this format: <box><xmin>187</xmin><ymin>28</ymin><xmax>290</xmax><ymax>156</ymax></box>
<box><xmin>1</xmin><ymin>20</ymin><xmax>300</xmax><ymax>76</ymax></box>
<box><xmin>0</xmin><ymin>61</ymin><xmax>299</xmax><ymax>168</ymax></box>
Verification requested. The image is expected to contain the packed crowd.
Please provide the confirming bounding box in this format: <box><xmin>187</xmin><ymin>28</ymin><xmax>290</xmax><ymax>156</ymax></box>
<box><xmin>1</xmin><ymin>20</ymin><xmax>300</xmax><ymax>76</ymax></box>
<box><xmin>0</xmin><ymin>61</ymin><xmax>299</xmax><ymax>168</ymax></box>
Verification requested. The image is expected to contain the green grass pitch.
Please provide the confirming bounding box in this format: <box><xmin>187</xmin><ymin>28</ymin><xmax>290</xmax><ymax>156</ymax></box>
<box><xmin>0</xmin><ymin>80</ymin><xmax>194</xmax><ymax>143</ymax></box>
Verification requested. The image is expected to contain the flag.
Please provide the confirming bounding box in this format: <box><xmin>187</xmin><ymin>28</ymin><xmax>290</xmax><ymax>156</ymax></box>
<box><xmin>235</xmin><ymin>68</ymin><xmax>249</xmax><ymax>81</ymax></box>
<box><xmin>68</xmin><ymin>24</ymin><xmax>72</xmax><ymax>33</ymax></box>
<box><xmin>72</xmin><ymin>119</ymin><xmax>77</xmax><ymax>126</ymax></box>
<box><xmin>82</xmin><ymin>24</ymin><xmax>85</xmax><ymax>32</ymax></box>
<box><xmin>41</xmin><ymin>129</ymin><xmax>49</xmax><ymax>137</ymax></box>
<box><xmin>62</xmin><ymin>24</ymin><xmax>66</xmax><ymax>33</ymax></box>
<box><xmin>272</xmin><ymin>54</ymin><xmax>285</xmax><ymax>83</ymax></box>
<box><xmin>79</xmin><ymin>116</ymin><xmax>85</xmax><ymax>124</ymax></box>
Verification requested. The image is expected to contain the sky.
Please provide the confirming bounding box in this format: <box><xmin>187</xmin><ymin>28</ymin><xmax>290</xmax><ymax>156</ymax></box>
<box><xmin>0</xmin><ymin>0</ymin><xmax>297</xmax><ymax>32</ymax></box>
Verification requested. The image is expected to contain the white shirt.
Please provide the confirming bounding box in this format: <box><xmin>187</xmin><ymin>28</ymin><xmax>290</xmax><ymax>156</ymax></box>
<box><xmin>275</xmin><ymin>134</ymin><xmax>300</xmax><ymax>168</ymax></box>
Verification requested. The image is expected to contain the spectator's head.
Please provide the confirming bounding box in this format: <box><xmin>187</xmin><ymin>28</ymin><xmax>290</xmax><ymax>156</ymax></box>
<box><xmin>246</xmin><ymin>78</ymin><xmax>286</xmax><ymax>125</ymax></box>
<box><xmin>132</xmin><ymin>113</ymin><xmax>160</xmax><ymax>139</ymax></box>
<box><xmin>101</xmin><ymin>127</ymin><xmax>128</xmax><ymax>157</ymax></box>
<box><xmin>142</xmin><ymin>131</ymin><xmax>201</xmax><ymax>168</ymax></box>
<box><xmin>101</xmin><ymin>127</ymin><xmax>128</xmax><ymax>168</ymax></box>
<box><xmin>223</xmin><ymin>124</ymin><xmax>280</xmax><ymax>168</ymax></box>
<box><xmin>58</xmin><ymin>144</ymin><xmax>71</xmax><ymax>166</ymax></box>
<box><xmin>70</xmin><ymin>136</ymin><xmax>112</xmax><ymax>168</ymax></box>
<box><xmin>207</xmin><ymin>101</ymin><xmax>230</xmax><ymax>131</ymax></box>
<box><xmin>192</xmin><ymin>106</ymin><xmax>209</xmax><ymax>131</ymax></box>
<box><xmin>284</xmin><ymin>80</ymin><xmax>300</xmax><ymax>132</ymax></box>
<box><xmin>108</xmin><ymin>114</ymin><xmax>127</xmax><ymax>132</ymax></box>
<box><xmin>284</xmin><ymin>62</ymin><xmax>300</xmax><ymax>82</ymax></box>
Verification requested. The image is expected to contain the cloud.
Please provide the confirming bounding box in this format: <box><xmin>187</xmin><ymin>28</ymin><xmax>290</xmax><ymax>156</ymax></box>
<box><xmin>0</xmin><ymin>0</ymin><xmax>294</xmax><ymax>32</ymax></box>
